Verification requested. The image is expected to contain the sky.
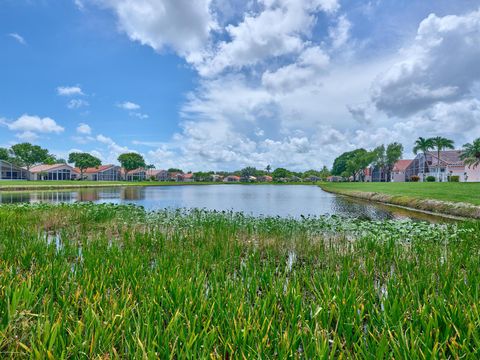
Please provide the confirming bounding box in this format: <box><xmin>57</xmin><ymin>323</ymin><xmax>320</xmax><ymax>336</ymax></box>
<box><xmin>1</xmin><ymin>0</ymin><xmax>479</xmax><ymax>172</ymax></box>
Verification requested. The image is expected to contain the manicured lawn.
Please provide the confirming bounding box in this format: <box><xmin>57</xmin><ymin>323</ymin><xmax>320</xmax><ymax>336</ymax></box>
<box><xmin>320</xmin><ymin>182</ymin><xmax>480</xmax><ymax>206</ymax></box>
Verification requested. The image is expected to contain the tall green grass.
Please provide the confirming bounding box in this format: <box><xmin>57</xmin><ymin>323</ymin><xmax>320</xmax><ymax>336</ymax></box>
<box><xmin>0</xmin><ymin>203</ymin><xmax>479</xmax><ymax>358</ymax></box>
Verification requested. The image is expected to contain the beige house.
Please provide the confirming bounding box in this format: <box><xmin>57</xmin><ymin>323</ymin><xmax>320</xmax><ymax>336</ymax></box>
<box><xmin>29</xmin><ymin>164</ymin><xmax>78</xmax><ymax>181</ymax></box>
<box><xmin>75</xmin><ymin>165</ymin><xmax>122</xmax><ymax>181</ymax></box>
<box><xmin>391</xmin><ymin>160</ymin><xmax>413</xmax><ymax>182</ymax></box>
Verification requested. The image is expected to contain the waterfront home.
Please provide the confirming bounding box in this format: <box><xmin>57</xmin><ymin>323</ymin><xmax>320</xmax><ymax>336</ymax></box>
<box><xmin>176</xmin><ymin>173</ymin><xmax>194</xmax><ymax>182</ymax></box>
<box><xmin>146</xmin><ymin>169</ymin><xmax>169</xmax><ymax>181</ymax></box>
<box><xmin>391</xmin><ymin>160</ymin><xmax>413</xmax><ymax>182</ymax></box>
<box><xmin>223</xmin><ymin>175</ymin><xmax>241</xmax><ymax>183</ymax></box>
<box><xmin>258</xmin><ymin>175</ymin><xmax>273</xmax><ymax>182</ymax></box>
<box><xmin>404</xmin><ymin>150</ymin><xmax>480</xmax><ymax>182</ymax></box>
<box><xmin>211</xmin><ymin>174</ymin><xmax>224</xmax><ymax>182</ymax></box>
<box><xmin>76</xmin><ymin>165</ymin><xmax>121</xmax><ymax>181</ymax></box>
<box><xmin>0</xmin><ymin>159</ymin><xmax>30</xmax><ymax>180</ymax></box>
<box><xmin>122</xmin><ymin>168</ymin><xmax>147</xmax><ymax>181</ymax></box>
<box><xmin>327</xmin><ymin>175</ymin><xmax>343</xmax><ymax>182</ymax></box>
<box><xmin>29</xmin><ymin>164</ymin><xmax>78</xmax><ymax>181</ymax></box>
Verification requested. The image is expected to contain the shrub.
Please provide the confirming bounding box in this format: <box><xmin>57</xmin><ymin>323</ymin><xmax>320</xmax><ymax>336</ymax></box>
<box><xmin>426</xmin><ymin>176</ymin><xmax>436</xmax><ymax>182</ymax></box>
<box><xmin>449</xmin><ymin>175</ymin><xmax>460</xmax><ymax>182</ymax></box>
<box><xmin>410</xmin><ymin>175</ymin><xmax>420</xmax><ymax>182</ymax></box>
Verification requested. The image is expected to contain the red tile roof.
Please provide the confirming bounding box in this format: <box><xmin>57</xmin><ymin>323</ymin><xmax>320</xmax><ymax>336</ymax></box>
<box><xmin>393</xmin><ymin>160</ymin><xmax>413</xmax><ymax>172</ymax></box>
<box><xmin>75</xmin><ymin>165</ymin><xmax>116</xmax><ymax>174</ymax></box>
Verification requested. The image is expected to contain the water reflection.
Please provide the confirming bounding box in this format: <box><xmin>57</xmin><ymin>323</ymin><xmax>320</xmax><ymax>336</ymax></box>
<box><xmin>0</xmin><ymin>185</ymin><xmax>449</xmax><ymax>222</ymax></box>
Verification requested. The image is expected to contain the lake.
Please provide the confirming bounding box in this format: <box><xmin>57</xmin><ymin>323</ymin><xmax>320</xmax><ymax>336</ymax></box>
<box><xmin>0</xmin><ymin>184</ymin><xmax>449</xmax><ymax>221</ymax></box>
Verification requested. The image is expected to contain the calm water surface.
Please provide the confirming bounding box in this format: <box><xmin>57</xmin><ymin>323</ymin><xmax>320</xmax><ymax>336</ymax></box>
<box><xmin>0</xmin><ymin>185</ymin><xmax>447</xmax><ymax>221</ymax></box>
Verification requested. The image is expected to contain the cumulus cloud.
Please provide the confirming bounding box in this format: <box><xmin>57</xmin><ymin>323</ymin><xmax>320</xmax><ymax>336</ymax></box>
<box><xmin>329</xmin><ymin>15</ymin><xmax>351</xmax><ymax>49</ymax></box>
<box><xmin>87</xmin><ymin>0</ymin><xmax>216</xmax><ymax>60</ymax></box>
<box><xmin>57</xmin><ymin>86</ymin><xmax>85</xmax><ymax>96</ymax></box>
<box><xmin>117</xmin><ymin>101</ymin><xmax>140</xmax><ymax>110</ymax></box>
<box><xmin>67</xmin><ymin>99</ymin><xmax>90</xmax><ymax>109</ymax></box>
<box><xmin>71</xmin><ymin>1</ymin><xmax>480</xmax><ymax>170</ymax></box>
<box><xmin>372</xmin><ymin>9</ymin><xmax>480</xmax><ymax>117</ymax></box>
<box><xmin>76</xmin><ymin>123</ymin><xmax>92</xmax><ymax>135</ymax></box>
<box><xmin>195</xmin><ymin>0</ymin><xmax>339</xmax><ymax>76</ymax></box>
<box><xmin>8</xmin><ymin>33</ymin><xmax>26</xmax><ymax>45</ymax></box>
<box><xmin>7</xmin><ymin>115</ymin><xmax>64</xmax><ymax>134</ymax></box>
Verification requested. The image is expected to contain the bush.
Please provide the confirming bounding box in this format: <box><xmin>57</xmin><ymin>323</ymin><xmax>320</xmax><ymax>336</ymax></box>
<box><xmin>449</xmin><ymin>175</ymin><xmax>460</xmax><ymax>182</ymax></box>
<box><xmin>426</xmin><ymin>176</ymin><xmax>436</xmax><ymax>182</ymax></box>
<box><xmin>410</xmin><ymin>175</ymin><xmax>420</xmax><ymax>182</ymax></box>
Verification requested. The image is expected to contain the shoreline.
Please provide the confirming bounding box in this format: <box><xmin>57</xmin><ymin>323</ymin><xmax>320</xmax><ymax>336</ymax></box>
<box><xmin>320</xmin><ymin>185</ymin><xmax>480</xmax><ymax>220</ymax></box>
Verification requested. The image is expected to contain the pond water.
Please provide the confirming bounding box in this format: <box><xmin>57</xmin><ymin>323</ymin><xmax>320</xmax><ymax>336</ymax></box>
<box><xmin>0</xmin><ymin>185</ymin><xmax>448</xmax><ymax>221</ymax></box>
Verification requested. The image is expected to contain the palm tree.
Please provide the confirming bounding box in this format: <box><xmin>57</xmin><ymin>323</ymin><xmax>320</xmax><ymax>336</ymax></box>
<box><xmin>460</xmin><ymin>138</ymin><xmax>480</xmax><ymax>169</ymax></box>
<box><xmin>413</xmin><ymin>137</ymin><xmax>433</xmax><ymax>179</ymax></box>
<box><xmin>430</xmin><ymin>136</ymin><xmax>455</xmax><ymax>181</ymax></box>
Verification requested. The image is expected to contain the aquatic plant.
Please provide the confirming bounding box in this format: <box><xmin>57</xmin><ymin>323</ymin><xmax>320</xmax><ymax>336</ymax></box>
<box><xmin>0</xmin><ymin>203</ymin><xmax>479</xmax><ymax>358</ymax></box>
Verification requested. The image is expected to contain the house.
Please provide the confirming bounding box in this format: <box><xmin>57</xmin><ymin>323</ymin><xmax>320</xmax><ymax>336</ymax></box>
<box><xmin>29</xmin><ymin>164</ymin><xmax>78</xmax><ymax>181</ymax></box>
<box><xmin>303</xmin><ymin>176</ymin><xmax>318</xmax><ymax>182</ymax></box>
<box><xmin>404</xmin><ymin>150</ymin><xmax>480</xmax><ymax>182</ymax></box>
<box><xmin>391</xmin><ymin>160</ymin><xmax>413</xmax><ymax>182</ymax></box>
<box><xmin>0</xmin><ymin>159</ymin><xmax>30</xmax><ymax>180</ymax></box>
<box><xmin>223</xmin><ymin>175</ymin><xmax>241</xmax><ymax>183</ymax></box>
<box><xmin>122</xmin><ymin>168</ymin><xmax>147</xmax><ymax>181</ymax></box>
<box><xmin>211</xmin><ymin>174</ymin><xmax>224</xmax><ymax>182</ymax></box>
<box><xmin>146</xmin><ymin>169</ymin><xmax>169</xmax><ymax>181</ymax></box>
<box><xmin>363</xmin><ymin>168</ymin><xmax>373</xmax><ymax>182</ymax></box>
<box><xmin>327</xmin><ymin>176</ymin><xmax>343</xmax><ymax>182</ymax></box>
<box><xmin>177</xmin><ymin>173</ymin><xmax>194</xmax><ymax>182</ymax></box>
<box><xmin>76</xmin><ymin>165</ymin><xmax>121</xmax><ymax>181</ymax></box>
<box><xmin>258</xmin><ymin>175</ymin><xmax>273</xmax><ymax>182</ymax></box>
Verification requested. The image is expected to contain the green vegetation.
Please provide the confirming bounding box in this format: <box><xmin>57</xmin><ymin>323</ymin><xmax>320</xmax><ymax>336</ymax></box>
<box><xmin>0</xmin><ymin>203</ymin><xmax>479</xmax><ymax>358</ymax></box>
<box><xmin>68</xmin><ymin>152</ymin><xmax>102</xmax><ymax>178</ymax></box>
<box><xmin>461</xmin><ymin>138</ymin><xmax>480</xmax><ymax>168</ymax></box>
<box><xmin>117</xmin><ymin>153</ymin><xmax>146</xmax><ymax>176</ymax></box>
<box><xmin>320</xmin><ymin>182</ymin><xmax>480</xmax><ymax>206</ymax></box>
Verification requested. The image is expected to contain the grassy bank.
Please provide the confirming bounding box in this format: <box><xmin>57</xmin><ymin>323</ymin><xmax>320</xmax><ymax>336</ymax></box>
<box><xmin>320</xmin><ymin>182</ymin><xmax>480</xmax><ymax>219</ymax></box>
<box><xmin>1</xmin><ymin>203</ymin><xmax>479</xmax><ymax>358</ymax></box>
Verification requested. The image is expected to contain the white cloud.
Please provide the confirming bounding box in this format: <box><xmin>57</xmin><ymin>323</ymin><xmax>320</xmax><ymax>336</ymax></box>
<box><xmin>67</xmin><ymin>99</ymin><xmax>90</xmax><ymax>109</ymax></box>
<box><xmin>8</xmin><ymin>33</ymin><xmax>26</xmax><ymax>45</ymax></box>
<box><xmin>372</xmin><ymin>9</ymin><xmax>480</xmax><ymax>117</ymax></box>
<box><xmin>329</xmin><ymin>15</ymin><xmax>351</xmax><ymax>49</ymax></box>
<box><xmin>194</xmin><ymin>0</ymin><xmax>339</xmax><ymax>76</ymax></box>
<box><xmin>7</xmin><ymin>115</ymin><xmax>64</xmax><ymax>135</ymax></box>
<box><xmin>117</xmin><ymin>101</ymin><xmax>140</xmax><ymax>110</ymax></box>
<box><xmin>16</xmin><ymin>131</ymin><xmax>39</xmax><ymax>142</ymax></box>
<box><xmin>57</xmin><ymin>86</ymin><xmax>85</xmax><ymax>96</ymax></box>
<box><xmin>130</xmin><ymin>112</ymin><xmax>149</xmax><ymax>119</ymax></box>
<box><xmin>88</xmin><ymin>0</ymin><xmax>216</xmax><ymax>60</ymax></box>
<box><xmin>77</xmin><ymin>123</ymin><xmax>92</xmax><ymax>135</ymax></box>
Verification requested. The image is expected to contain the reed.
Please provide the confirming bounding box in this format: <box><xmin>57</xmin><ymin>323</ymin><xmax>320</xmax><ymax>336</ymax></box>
<box><xmin>0</xmin><ymin>203</ymin><xmax>479</xmax><ymax>358</ymax></box>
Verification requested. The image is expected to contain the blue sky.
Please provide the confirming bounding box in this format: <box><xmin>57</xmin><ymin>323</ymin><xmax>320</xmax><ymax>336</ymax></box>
<box><xmin>1</xmin><ymin>0</ymin><xmax>479</xmax><ymax>171</ymax></box>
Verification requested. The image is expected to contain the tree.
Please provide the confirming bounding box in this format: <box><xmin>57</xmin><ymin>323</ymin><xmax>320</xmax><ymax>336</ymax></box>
<box><xmin>331</xmin><ymin>149</ymin><xmax>367</xmax><ymax>176</ymax></box>
<box><xmin>386</xmin><ymin>142</ymin><xmax>404</xmax><ymax>181</ymax></box>
<box><xmin>68</xmin><ymin>152</ymin><xmax>102</xmax><ymax>179</ymax></box>
<box><xmin>265</xmin><ymin>165</ymin><xmax>271</xmax><ymax>174</ymax></box>
<box><xmin>430</xmin><ymin>136</ymin><xmax>455</xmax><ymax>181</ymax></box>
<box><xmin>373</xmin><ymin>145</ymin><xmax>387</xmax><ymax>182</ymax></box>
<box><xmin>118</xmin><ymin>153</ymin><xmax>146</xmax><ymax>178</ymax></box>
<box><xmin>413</xmin><ymin>137</ymin><xmax>434</xmax><ymax>177</ymax></box>
<box><xmin>344</xmin><ymin>149</ymin><xmax>375</xmax><ymax>181</ymax></box>
<box><xmin>167</xmin><ymin>168</ymin><xmax>183</xmax><ymax>174</ymax></box>
<box><xmin>240</xmin><ymin>167</ymin><xmax>257</xmax><ymax>179</ymax></box>
<box><xmin>272</xmin><ymin>168</ymin><xmax>291</xmax><ymax>180</ymax></box>
<box><xmin>0</xmin><ymin>147</ymin><xmax>10</xmax><ymax>161</ymax></box>
<box><xmin>460</xmin><ymin>138</ymin><xmax>480</xmax><ymax>169</ymax></box>
<box><xmin>319</xmin><ymin>166</ymin><xmax>331</xmax><ymax>181</ymax></box>
<box><xmin>10</xmin><ymin>143</ymin><xmax>50</xmax><ymax>172</ymax></box>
